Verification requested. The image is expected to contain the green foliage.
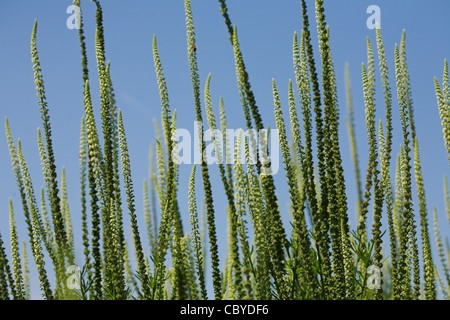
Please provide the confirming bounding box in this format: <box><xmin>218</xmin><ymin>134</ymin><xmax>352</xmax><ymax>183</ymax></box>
<box><xmin>1</xmin><ymin>0</ymin><xmax>449</xmax><ymax>301</ymax></box>
<box><xmin>394</xmin><ymin>37</ymin><xmax>421</xmax><ymax>299</ymax></box>
<box><xmin>184</xmin><ymin>0</ymin><xmax>221</xmax><ymax>299</ymax></box>
<box><xmin>118</xmin><ymin>110</ymin><xmax>150</xmax><ymax>298</ymax></box>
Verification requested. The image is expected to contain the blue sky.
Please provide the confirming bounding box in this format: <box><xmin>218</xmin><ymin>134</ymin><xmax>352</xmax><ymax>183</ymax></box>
<box><xmin>0</xmin><ymin>0</ymin><xmax>449</xmax><ymax>299</ymax></box>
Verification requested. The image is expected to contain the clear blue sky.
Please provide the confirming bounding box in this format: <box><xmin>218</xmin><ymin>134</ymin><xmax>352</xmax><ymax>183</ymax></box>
<box><xmin>0</xmin><ymin>0</ymin><xmax>449</xmax><ymax>299</ymax></box>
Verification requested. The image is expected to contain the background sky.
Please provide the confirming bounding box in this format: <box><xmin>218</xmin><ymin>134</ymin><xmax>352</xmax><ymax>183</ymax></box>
<box><xmin>0</xmin><ymin>0</ymin><xmax>449</xmax><ymax>299</ymax></box>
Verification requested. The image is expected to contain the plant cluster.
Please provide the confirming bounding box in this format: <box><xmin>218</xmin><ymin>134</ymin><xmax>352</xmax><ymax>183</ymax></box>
<box><xmin>0</xmin><ymin>0</ymin><xmax>449</xmax><ymax>300</ymax></box>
